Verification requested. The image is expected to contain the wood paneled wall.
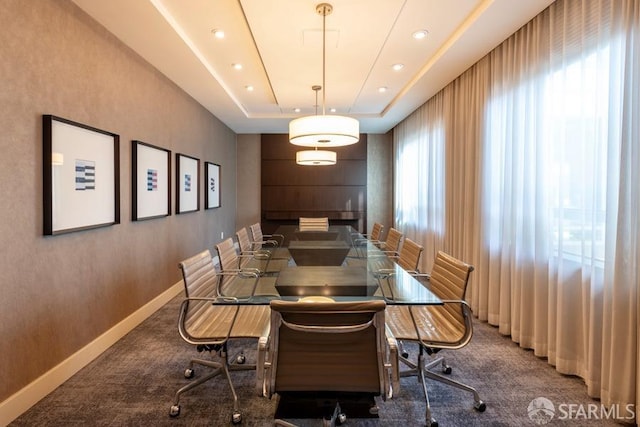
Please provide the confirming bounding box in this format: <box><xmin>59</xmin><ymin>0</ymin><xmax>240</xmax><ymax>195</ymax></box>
<box><xmin>261</xmin><ymin>134</ymin><xmax>367</xmax><ymax>233</ymax></box>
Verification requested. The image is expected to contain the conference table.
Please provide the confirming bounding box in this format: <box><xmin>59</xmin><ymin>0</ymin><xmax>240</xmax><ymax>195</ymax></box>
<box><xmin>225</xmin><ymin>224</ymin><xmax>441</xmax><ymax>306</ymax></box>
<box><xmin>217</xmin><ymin>225</ymin><xmax>441</xmax><ymax>421</ymax></box>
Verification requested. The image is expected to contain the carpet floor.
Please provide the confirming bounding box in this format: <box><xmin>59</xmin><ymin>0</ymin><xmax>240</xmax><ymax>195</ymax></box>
<box><xmin>10</xmin><ymin>296</ymin><xmax>626</xmax><ymax>426</ymax></box>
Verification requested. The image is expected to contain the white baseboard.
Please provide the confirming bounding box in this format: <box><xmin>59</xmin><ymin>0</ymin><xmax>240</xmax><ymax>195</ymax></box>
<box><xmin>0</xmin><ymin>281</ymin><xmax>183</xmax><ymax>427</ymax></box>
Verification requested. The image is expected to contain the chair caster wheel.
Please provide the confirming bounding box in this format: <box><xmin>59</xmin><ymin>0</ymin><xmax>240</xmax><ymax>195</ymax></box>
<box><xmin>231</xmin><ymin>411</ymin><xmax>242</xmax><ymax>424</ymax></box>
<box><xmin>401</xmin><ymin>351</ymin><xmax>409</xmax><ymax>358</ymax></box>
<box><xmin>184</xmin><ymin>368</ymin><xmax>194</xmax><ymax>378</ymax></box>
<box><xmin>443</xmin><ymin>365</ymin><xmax>452</xmax><ymax>374</ymax></box>
<box><xmin>427</xmin><ymin>417</ymin><xmax>438</xmax><ymax>427</ymax></box>
<box><xmin>337</xmin><ymin>412</ymin><xmax>347</xmax><ymax>424</ymax></box>
<box><xmin>169</xmin><ymin>404</ymin><xmax>180</xmax><ymax>417</ymax></box>
<box><xmin>236</xmin><ymin>354</ymin><xmax>246</xmax><ymax>364</ymax></box>
<box><xmin>474</xmin><ymin>400</ymin><xmax>486</xmax><ymax>412</ymax></box>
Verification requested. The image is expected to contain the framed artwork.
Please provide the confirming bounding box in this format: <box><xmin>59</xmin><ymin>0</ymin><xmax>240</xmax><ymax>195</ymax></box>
<box><xmin>132</xmin><ymin>140</ymin><xmax>171</xmax><ymax>221</ymax></box>
<box><xmin>205</xmin><ymin>162</ymin><xmax>221</xmax><ymax>209</ymax></box>
<box><xmin>176</xmin><ymin>153</ymin><xmax>200</xmax><ymax>214</ymax></box>
<box><xmin>42</xmin><ymin>115</ymin><xmax>120</xmax><ymax>236</ymax></box>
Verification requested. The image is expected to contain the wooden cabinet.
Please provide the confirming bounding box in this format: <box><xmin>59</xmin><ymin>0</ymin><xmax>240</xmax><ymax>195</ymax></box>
<box><xmin>261</xmin><ymin>134</ymin><xmax>367</xmax><ymax>233</ymax></box>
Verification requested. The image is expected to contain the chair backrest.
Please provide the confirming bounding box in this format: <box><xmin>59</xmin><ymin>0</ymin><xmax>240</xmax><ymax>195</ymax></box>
<box><xmin>179</xmin><ymin>249</ymin><xmax>219</xmax><ymax>299</ymax></box>
<box><xmin>249</xmin><ymin>223</ymin><xmax>267</xmax><ymax>248</ymax></box>
<box><xmin>266</xmin><ymin>299</ymin><xmax>388</xmax><ymax>397</ymax></box>
<box><xmin>178</xmin><ymin>250</ymin><xmax>224</xmax><ymax>333</ymax></box>
<box><xmin>396</xmin><ymin>237</ymin><xmax>423</xmax><ymax>272</ymax></box>
<box><xmin>215</xmin><ymin>237</ymin><xmax>240</xmax><ymax>271</ymax></box>
<box><xmin>370</xmin><ymin>222</ymin><xmax>384</xmax><ymax>241</ymax></box>
<box><xmin>298</xmin><ymin>217</ymin><xmax>329</xmax><ymax>232</ymax></box>
<box><xmin>428</xmin><ymin>251</ymin><xmax>474</xmax><ymax>328</ymax></box>
<box><xmin>384</xmin><ymin>228</ymin><xmax>403</xmax><ymax>254</ymax></box>
<box><xmin>178</xmin><ymin>250</ymin><xmax>265</xmax><ymax>346</ymax></box>
<box><xmin>236</xmin><ymin>227</ymin><xmax>252</xmax><ymax>254</ymax></box>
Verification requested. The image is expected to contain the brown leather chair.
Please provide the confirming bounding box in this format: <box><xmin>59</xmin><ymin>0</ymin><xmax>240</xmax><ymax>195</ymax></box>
<box><xmin>379</xmin><ymin>227</ymin><xmax>403</xmax><ymax>257</ymax></box>
<box><xmin>385</xmin><ymin>251</ymin><xmax>486</xmax><ymax>426</ymax></box>
<box><xmin>215</xmin><ymin>237</ymin><xmax>279</xmax><ymax>297</ymax></box>
<box><xmin>249</xmin><ymin>222</ymin><xmax>290</xmax><ymax>260</ymax></box>
<box><xmin>260</xmin><ymin>299</ymin><xmax>397</xmax><ymax>426</ymax></box>
<box><xmin>355</xmin><ymin>228</ymin><xmax>407</xmax><ymax>271</ymax></box>
<box><xmin>349</xmin><ymin>222</ymin><xmax>385</xmax><ymax>259</ymax></box>
<box><xmin>394</xmin><ymin>238</ymin><xmax>423</xmax><ymax>273</ymax></box>
<box><xmin>373</xmin><ymin>237</ymin><xmax>424</xmax><ymax>276</ymax></box>
<box><xmin>170</xmin><ymin>249</ymin><xmax>270</xmax><ymax>423</ymax></box>
<box><xmin>236</xmin><ymin>227</ymin><xmax>288</xmax><ymax>274</ymax></box>
<box><xmin>353</xmin><ymin>222</ymin><xmax>384</xmax><ymax>247</ymax></box>
<box><xmin>298</xmin><ymin>216</ymin><xmax>329</xmax><ymax>232</ymax></box>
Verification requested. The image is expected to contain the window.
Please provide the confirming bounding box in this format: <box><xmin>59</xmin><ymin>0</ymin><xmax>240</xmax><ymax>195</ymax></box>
<box><xmin>544</xmin><ymin>47</ymin><xmax>613</xmax><ymax>264</ymax></box>
<box><xmin>394</xmin><ymin>116</ymin><xmax>445</xmax><ymax>237</ymax></box>
<box><xmin>484</xmin><ymin>42</ymin><xmax>619</xmax><ymax>267</ymax></box>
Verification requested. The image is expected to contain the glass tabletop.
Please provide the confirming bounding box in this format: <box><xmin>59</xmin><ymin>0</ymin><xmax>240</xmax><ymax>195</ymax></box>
<box><xmin>217</xmin><ymin>225</ymin><xmax>442</xmax><ymax>306</ymax></box>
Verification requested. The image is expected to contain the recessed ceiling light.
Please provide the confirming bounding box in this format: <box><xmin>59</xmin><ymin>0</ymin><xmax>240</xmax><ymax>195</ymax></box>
<box><xmin>392</xmin><ymin>63</ymin><xmax>404</xmax><ymax>71</ymax></box>
<box><xmin>412</xmin><ymin>30</ymin><xmax>428</xmax><ymax>40</ymax></box>
<box><xmin>245</xmin><ymin>85</ymin><xmax>254</xmax><ymax>91</ymax></box>
<box><xmin>212</xmin><ymin>29</ymin><xmax>225</xmax><ymax>39</ymax></box>
<box><xmin>330</xmin><ymin>108</ymin><xmax>337</xmax><ymax>113</ymax></box>
<box><xmin>294</xmin><ymin>108</ymin><xmax>301</xmax><ymax>113</ymax></box>
<box><xmin>232</xmin><ymin>63</ymin><xmax>242</xmax><ymax>70</ymax></box>
<box><xmin>378</xmin><ymin>87</ymin><xmax>388</xmax><ymax>93</ymax></box>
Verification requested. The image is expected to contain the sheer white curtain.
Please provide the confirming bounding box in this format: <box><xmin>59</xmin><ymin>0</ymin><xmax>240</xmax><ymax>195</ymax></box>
<box><xmin>479</xmin><ymin>0</ymin><xmax>639</xmax><ymax>408</ymax></box>
<box><xmin>394</xmin><ymin>93</ymin><xmax>446</xmax><ymax>272</ymax></box>
<box><xmin>393</xmin><ymin>0</ymin><xmax>640</xmax><ymax>416</ymax></box>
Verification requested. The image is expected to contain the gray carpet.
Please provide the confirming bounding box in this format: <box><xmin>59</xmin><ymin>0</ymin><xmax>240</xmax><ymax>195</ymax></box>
<box><xmin>11</xmin><ymin>296</ymin><xmax>624</xmax><ymax>426</ymax></box>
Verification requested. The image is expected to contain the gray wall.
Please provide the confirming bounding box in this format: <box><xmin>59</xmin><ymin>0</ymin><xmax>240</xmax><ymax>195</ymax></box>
<box><xmin>367</xmin><ymin>132</ymin><xmax>394</xmax><ymax>239</ymax></box>
<box><xmin>236</xmin><ymin>134</ymin><xmax>262</xmax><ymax>228</ymax></box>
<box><xmin>0</xmin><ymin>0</ymin><xmax>238</xmax><ymax>402</ymax></box>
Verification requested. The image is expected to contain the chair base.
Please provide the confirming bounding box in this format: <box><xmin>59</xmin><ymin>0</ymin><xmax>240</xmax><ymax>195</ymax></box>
<box><xmin>169</xmin><ymin>346</ymin><xmax>255</xmax><ymax>423</ymax></box>
<box><xmin>397</xmin><ymin>346</ymin><xmax>486</xmax><ymax>426</ymax></box>
<box><xmin>275</xmin><ymin>402</ymin><xmax>345</xmax><ymax>427</ymax></box>
<box><xmin>274</xmin><ymin>392</ymin><xmax>378</xmax><ymax>422</ymax></box>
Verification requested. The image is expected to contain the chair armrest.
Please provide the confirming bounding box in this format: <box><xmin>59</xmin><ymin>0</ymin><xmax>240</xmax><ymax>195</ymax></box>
<box><xmin>254</xmin><ymin>250</ymin><xmax>273</xmax><ymax>259</ymax></box>
<box><xmin>216</xmin><ymin>270</ymin><xmax>260</xmax><ymax>299</ymax></box>
<box><xmin>409</xmin><ymin>272</ymin><xmax>430</xmax><ymax>278</ymax></box>
<box><xmin>240</xmin><ymin>267</ymin><xmax>261</xmax><ymax>277</ymax></box>
<box><xmin>385</xmin><ymin>325</ymin><xmax>400</xmax><ymax>397</ymax></box>
<box><xmin>253</xmin><ymin>239</ymin><xmax>279</xmax><ymax>248</ymax></box>
<box><xmin>352</xmin><ymin>238</ymin><xmax>367</xmax><ymax>246</ymax></box>
<box><xmin>263</xmin><ymin>233</ymin><xmax>284</xmax><ymax>246</ymax></box>
<box><xmin>372</xmin><ymin>268</ymin><xmax>395</xmax><ymax>279</ymax></box>
<box><xmin>218</xmin><ymin>268</ymin><xmax>260</xmax><ymax>278</ymax></box>
<box><xmin>256</xmin><ymin>335</ymin><xmax>269</xmax><ymax>396</ymax></box>
<box><xmin>239</xmin><ymin>252</ymin><xmax>271</xmax><ymax>260</ymax></box>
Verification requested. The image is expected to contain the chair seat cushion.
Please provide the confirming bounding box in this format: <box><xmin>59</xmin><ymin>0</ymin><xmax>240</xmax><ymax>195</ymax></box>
<box><xmin>385</xmin><ymin>305</ymin><xmax>465</xmax><ymax>346</ymax></box>
<box><xmin>186</xmin><ymin>304</ymin><xmax>270</xmax><ymax>340</ymax></box>
<box><xmin>220</xmin><ymin>276</ymin><xmax>278</xmax><ymax>297</ymax></box>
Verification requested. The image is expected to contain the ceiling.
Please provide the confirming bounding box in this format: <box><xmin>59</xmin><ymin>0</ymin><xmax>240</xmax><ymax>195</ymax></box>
<box><xmin>71</xmin><ymin>0</ymin><xmax>554</xmax><ymax>134</ymax></box>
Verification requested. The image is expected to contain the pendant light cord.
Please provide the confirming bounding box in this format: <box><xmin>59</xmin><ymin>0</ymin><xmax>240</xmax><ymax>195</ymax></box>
<box><xmin>321</xmin><ymin>4</ymin><xmax>326</xmax><ymax>116</ymax></box>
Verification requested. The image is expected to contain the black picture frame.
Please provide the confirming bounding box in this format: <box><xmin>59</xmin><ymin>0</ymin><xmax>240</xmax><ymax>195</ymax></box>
<box><xmin>205</xmin><ymin>162</ymin><xmax>221</xmax><ymax>209</ymax></box>
<box><xmin>132</xmin><ymin>140</ymin><xmax>171</xmax><ymax>221</ymax></box>
<box><xmin>43</xmin><ymin>115</ymin><xmax>120</xmax><ymax>235</ymax></box>
<box><xmin>175</xmin><ymin>153</ymin><xmax>200</xmax><ymax>214</ymax></box>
